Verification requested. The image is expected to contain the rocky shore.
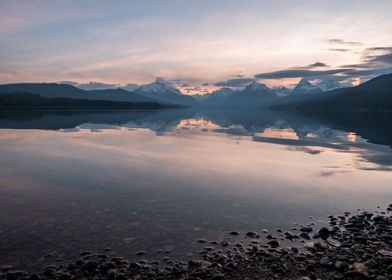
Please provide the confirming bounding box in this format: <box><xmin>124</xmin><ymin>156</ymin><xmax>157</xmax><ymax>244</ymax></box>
<box><xmin>1</xmin><ymin>205</ymin><xmax>391</xmax><ymax>280</ymax></box>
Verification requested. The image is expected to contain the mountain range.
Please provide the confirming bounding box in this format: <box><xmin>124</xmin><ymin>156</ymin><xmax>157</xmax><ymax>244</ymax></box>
<box><xmin>292</xmin><ymin>73</ymin><xmax>392</xmax><ymax>112</ymax></box>
<box><xmin>0</xmin><ymin>74</ymin><xmax>390</xmax><ymax>111</ymax></box>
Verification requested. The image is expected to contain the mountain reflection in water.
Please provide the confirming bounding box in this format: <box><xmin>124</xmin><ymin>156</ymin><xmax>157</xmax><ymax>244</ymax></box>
<box><xmin>0</xmin><ymin>108</ymin><xmax>391</xmax><ymax>270</ymax></box>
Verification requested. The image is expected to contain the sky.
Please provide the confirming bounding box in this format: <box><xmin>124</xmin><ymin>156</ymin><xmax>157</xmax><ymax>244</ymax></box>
<box><xmin>1</xmin><ymin>0</ymin><xmax>392</xmax><ymax>94</ymax></box>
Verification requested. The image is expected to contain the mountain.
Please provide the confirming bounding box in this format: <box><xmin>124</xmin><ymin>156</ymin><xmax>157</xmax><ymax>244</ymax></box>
<box><xmin>121</xmin><ymin>83</ymin><xmax>139</xmax><ymax>91</ymax></box>
<box><xmin>277</xmin><ymin>73</ymin><xmax>392</xmax><ymax>112</ymax></box>
<box><xmin>191</xmin><ymin>93</ymin><xmax>210</xmax><ymax>101</ymax></box>
<box><xmin>202</xmin><ymin>87</ymin><xmax>235</xmax><ymax>106</ymax></box>
<box><xmin>0</xmin><ymin>92</ymin><xmax>165</xmax><ymax>110</ymax></box>
<box><xmin>133</xmin><ymin>78</ymin><xmax>197</xmax><ymax>106</ymax></box>
<box><xmin>0</xmin><ymin>83</ymin><xmax>159</xmax><ymax>103</ymax></box>
<box><xmin>201</xmin><ymin>82</ymin><xmax>277</xmax><ymax>107</ymax></box>
<box><xmin>77</xmin><ymin>82</ymin><xmax>118</xmax><ymax>90</ymax></box>
<box><xmin>292</xmin><ymin>78</ymin><xmax>322</xmax><ymax>95</ymax></box>
<box><xmin>315</xmin><ymin>78</ymin><xmax>345</xmax><ymax>92</ymax></box>
<box><xmin>273</xmin><ymin>86</ymin><xmax>292</xmax><ymax>97</ymax></box>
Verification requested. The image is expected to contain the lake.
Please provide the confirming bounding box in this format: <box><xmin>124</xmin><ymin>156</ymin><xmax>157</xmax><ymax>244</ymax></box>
<box><xmin>0</xmin><ymin>108</ymin><xmax>391</xmax><ymax>270</ymax></box>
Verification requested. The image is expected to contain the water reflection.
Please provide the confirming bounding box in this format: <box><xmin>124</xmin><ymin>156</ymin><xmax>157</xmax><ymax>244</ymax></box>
<box><xmin>0</xmin><ymin>109</ymin><xmax>391</xmax><ymax>270</ymax></box>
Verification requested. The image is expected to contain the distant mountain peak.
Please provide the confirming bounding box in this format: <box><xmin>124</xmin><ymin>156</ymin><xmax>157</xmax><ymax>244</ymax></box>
<box><xmin>136</xmin><ymin>78</ymin><xmax>182</xmax><ymax>96</ymax></box>
<box><xmin>315</xmin><ymin>77</ymin><xmax>352</xmax><ymax>92</ymax></box>
<box><xmin>245</xmin><ymin>81</ymin><xmax>271</xmax><ymax>92</ymax></box>
<box><xmin>293</xmin><ymin>78</ymin><xmax>322</xmax><ymax>94</ymax></box>
<box><xmin>133</xmin><ymin>78</ymin><xmax>197</xmax><ymax>106</ymax></box>
<box><xmin>214</xmin><ymin>87</ymin><xmax>236</xmax><ymax>96</ymax></box>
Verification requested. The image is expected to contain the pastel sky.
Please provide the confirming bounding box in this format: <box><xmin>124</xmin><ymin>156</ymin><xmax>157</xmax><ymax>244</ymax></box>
<box><xmin>1</xmin><ymin>0</ymin><xmax>392</xmax><ymax>93</ymax></box>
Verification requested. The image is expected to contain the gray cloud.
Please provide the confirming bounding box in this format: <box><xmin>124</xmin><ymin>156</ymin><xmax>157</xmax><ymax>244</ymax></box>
<box><xmin>366</xmin><ymin>51</ymin><xmax>392</xmax><ymax>65</ymax></box>
<box><xmin>373</xmin><ymin>53</ymin><xmax>392</xmax><ymax>64</ymax></box>
<box><xmin>254</xmin><ymin>69</ymin><xmax>352</xmax><ymax>79</ymax></box>
<box><xmin>308</xmin><ymin>62</ymin><xmax>328</xmax><ymax>68</ymax></box>
<box><xmin>344</xmin><ymin>67</ymin><xmax>392</xmax><ymax>77</ymax></box>
<box><xmin>296</xmin><ymin>62</ymin><xmax>329</xmax><ymax>70</ymax></box>
<box><xmin>327</xmin><ymin>38</ymin><xmax>363</xmax><ymax>46</ymax></box>
<box><xmin>253</xmin><ymin>45</ymin><xmax>392</xmax><ymax>82</ymax></box>
<box><xmin>328</xmin><ymin>48</ymin><xmax>351</xmax><ymax>52</ymax></box>
<box><xmin>366</xmin><ymin>47</ymin><xmax>392</xmax><ymax>52</ymax></box>
<box><xmin>214</xmin><ymin>78</ymin><xmax>255</xmax><ymax>87</ymax></box>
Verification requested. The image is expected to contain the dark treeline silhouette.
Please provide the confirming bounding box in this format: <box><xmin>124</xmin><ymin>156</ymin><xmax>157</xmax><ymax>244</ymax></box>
<box><xmin>0</xmin><ymin>92</ymin><xmax>169</xmax><ymax>110</ymax></box>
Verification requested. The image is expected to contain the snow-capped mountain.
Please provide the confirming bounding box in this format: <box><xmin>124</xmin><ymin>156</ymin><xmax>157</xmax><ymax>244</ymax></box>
<box><xmin>315</xmin><ymin>78</ymin><xmax>341</xmax><ymax>92</ymax></box>
<box><xmin>243</xmin><ymin>81</ymin><xmax>275</xmax><ymax>95</ymax></box>
<box><xmin>121</xmin><ymin>83</ymin><xmax>139</xmax><ymax>92</ymax></box>
<box><xmin>202</xmin><ymin>82</ymin><xmax>277</xmax><ymax>107</ymax></box>
<box><xmin>133</xmin><ymin>78</ymin><xmax>197</xmax><ymax>106</ymax></box>
<box><xmin>315</xmin><ymin>78</ymin><xmax>353</xmax><ymax>92</ymax></box>
<box><xmin>202</xmin><ymin>87</ymin><xmax>236</xmax><ymax>105</ymax></box>
<box><xmin>292</xmin><ymin>78</ymin><xmax>322</xmax><ymax>94</ymax></box>
<box><xmin>273</xmin><ymin>86</ymin><xmax>292</xmax><ymax>97</ymax></box>
<box><xmin>77</xmin><ymin>82</ymin><xmax>119</xmax><ymax>91</ymax></box>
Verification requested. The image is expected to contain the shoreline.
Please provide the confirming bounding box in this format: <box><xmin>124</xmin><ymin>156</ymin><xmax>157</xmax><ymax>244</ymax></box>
<box><xmin>1</xmin><ymin>205</ymin><xmax>391</xmax><ymax>280</ymax></box>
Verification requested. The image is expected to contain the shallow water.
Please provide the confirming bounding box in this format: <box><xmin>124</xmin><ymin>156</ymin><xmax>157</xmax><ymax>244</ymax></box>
<box><xmin>0</xmin><ymin>109</ymin><xmax>391</xmax><ymax>270</ymax></box>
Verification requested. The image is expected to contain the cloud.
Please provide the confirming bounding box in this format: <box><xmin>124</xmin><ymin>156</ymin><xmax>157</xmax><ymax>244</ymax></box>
<box><xmin>364</xmin><ymin>47</ymin><xmax>392</xmax><ymax>65</ymax></box>
<box><xmin>328</xmin><ymin>48</ymin><xmax>351</xmax><ymax>52</ymax></box>
<box><xmin>295</xmin><ymin>62</ymin><xmax>329</xmax><ymax>70</ymax></box>
<box><xmin>327</xmin><ymin>38</ymin><xmax>363</xmax><ymax>46</ymax></box>
<box><xmin>254</xmin><ymin>45</ymin><xmax>392</xmax><ymax>82</ymax></box>
<box><xmin>365</xmin><ymin>47</ymin><xmax>392</xmax><ymax>52</ymax></box>
<box><xmin>343</xmin><ymin>67</ymin><xmax>392</xmax><ymax>77</ymax></box>
<box><xmin>214</xmin><ymin>78</ymin><xmax>255</xmax><ymax>87</ymax></box>
<box><xmin>254</xmin><ymin>69</ymin><xmax>352</xmax><ymax>79</ymax></box>
<box><xmin>334</xmin><ymin>46</ymin><xmax>392</xmax><ymax>80</ymax></box>
<box><xmin>308</xmin><ymin>62</ymin><xmax>328</xmax><ymax>68</ymax></box>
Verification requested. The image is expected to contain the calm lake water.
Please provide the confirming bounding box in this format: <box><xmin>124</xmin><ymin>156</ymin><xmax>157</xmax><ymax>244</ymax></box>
<box><xmin>0</xmin><ymin>109</ymin><xmax>391</xmax><ymax>270</ymax></box>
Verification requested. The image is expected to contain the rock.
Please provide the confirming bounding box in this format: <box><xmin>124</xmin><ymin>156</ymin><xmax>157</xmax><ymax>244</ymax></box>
<box><xmin>6</xmin><ymin>270</ymin><xmax>28</xmax><ymax>279</ymax></box>
<box><xmin>0</xmin><ymin>265</ymin><xmax>13</xmax><ymax>272</ymax></box>
<box><xmin>101</xmin><ymin>261</ymin><xmax>116</xmax><ymax>271</ymax></box>
<box><xmin>211</xmin><ymin>273</ymin><xmax>225</xmax><ymax>279</ymax></box>
<box><xmin>300</xmin><ymin>227</ymin><xmax>313</xmax><ymax>233</ymax></box>
<box><xmin>318</xmin><ymin>227</ymin><xmax>330</xmax><ymax>240</ymax></box>
<box><xmin>320</xmin><ymin>257</ymin><xmax>332</xmax><ymax>267</ymax></box>
<box><xmin>334</xmin><ymin>261</ymin><xmax>349</xmax><ymax>271</ymax></box>
<box><xmin>115</xmin><ymin>274</ymin><xmax>127</xmax><ymax>280</ymax></box>
<box><xmin>229</xmin><ymin>231</ymin><xmax>239</xmax><ymax>235</ymax></box>
<box><xmin>81</xmin><ymin>261</ymin><xmax>98</xmax><ymax>272</ymax></box>
<box><xmin>245</xmin><ymin>231</ymin><xmax>259</xmax><ymax>237</ymax></box>
<box><xmin>29</xmin><ymin>274</ymin><xmax>40</xmax><ymax>280</ymax></box>
<box><xmin>58</xmin><ymin>273</ymin><xmax>71</xmax><ymax>280</ymax></box>
<box><xmin>344</xmin><ymin>270</ymin><xmax>366</xmax><ymax>278</ymax></box>
<box><xmin>299</xmin><ymin>232</ymin><xmax>311</xmax><ymax>240</ymax></box>
<box><xmin>352</xmin><ymin>262</ymin><xmax>369</xmax><ymax>277</ymax></box>
<box><xmin>267</xmin><ymin>240</ymin><xmax>280</xmax><ymax>248</ymax></box>
<box><xmin>67</xmin><ymin>263</ymin><xmax>77</xmax><ymax>271</ymax></box>
<box><xmin>220</xmin><ymin>241</ymin><xmax>229</xmax><ymax>247</ymax></box>
<box><xmin>135</xmin><ymin>250</ymin><xmax>146</xmax><ymax>256</ymax></box>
